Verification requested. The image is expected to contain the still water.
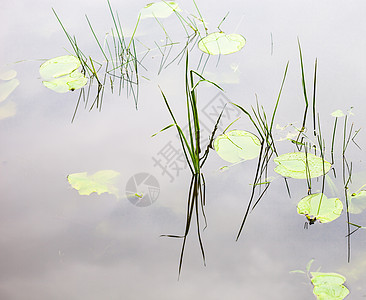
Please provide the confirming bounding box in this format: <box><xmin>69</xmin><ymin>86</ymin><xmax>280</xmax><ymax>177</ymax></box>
<box><xmin>1</xmin><ymin>0</ymin><xmax>366</xmax><ymax>299</ymax></box>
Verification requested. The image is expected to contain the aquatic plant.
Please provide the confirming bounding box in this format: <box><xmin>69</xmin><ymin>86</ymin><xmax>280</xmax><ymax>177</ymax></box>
<box><xmin>297</xmin><ymin>193</ymin><xmax>343</xmax><ymax>224</ymax></box>
<box><xmin>291</xmin><ymin>260</ymin><xmax>350</xmax><ymax>300</ymax></box>
<box><xmin>198</xmin><ymin>32</ymin><xmax>246</xmax><ymax>55</ymax></box>
<box><xmin>154</xmin><ymin>52</ymin><xmax>224</xmax><ymax>276</ymax></box>
<box><xmin>0</xmin><ymin>68</ymin><xmax>18</xmax><ymax>119</ymax></box>
<box><xmin>39</xmin><ymin>55</ymin><xmax>88</xmax><ymax>93</ymax></box>
<box><xmin>214</xmin><ymin>129</ymin><xmax>261</xmax><ymax>163</ymax></box>
<box><xmin>67</xmin><ymin>170</ymin><xmax>121</xmax><ymax>198</ymax></box>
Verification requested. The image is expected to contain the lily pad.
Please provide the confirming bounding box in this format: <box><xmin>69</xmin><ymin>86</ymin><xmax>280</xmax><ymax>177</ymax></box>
<box><xmin>67</xmin><ymin>170</ymin><xmax>121</xmax><ymax>198</ymax></box>
<box><xmin>297</xmin><ymin>193</ymin><xmax>343</xmax><ymax>223</ymax></box>
<box><xmin>331</xmin><ymin>109</ymin><xmax>345</xmax><ymax>118</ymax></box>
<box><xmin>0</xmin><ymin>78</ymin><xmax>20</xmax><ymax>102</ymax></box>
<box><xmin>0</xmin><ymin>101</ymin><xmax>16</xmax><ymax>120</ymax></box>
<box><xmin>198</xmin><ymin>32</ymin><xmax>246</xmax><ymax>55</ymax></box>
<box><xmin>214</xmin><ymin>130</ymin><xmax>261</xmax><ymax>163</ymax></box>
<box><xmin>311</xmin><ymin>272</ymin><xmax>346</xmax><ymax>286</ymax></box>
<box><xmin>140</xmin><ymin>1</ymin><xmax>181</xmax><ymax>19</ymax></box>
<box><xmin>0</xmin><ymin>69</ymin><xmax>17</xmax><ymax>81</ymax></box>
<box><xmin>43</xmin><ymin>70</ymin><xmax>88</xmax><ymax>93</ymax></box>
<box><xmin>274</xmin><ymin>152</ymin><xmax>331</xmax><ymax>179</ymax></box>
<box><xmin>40</xmin><ymin>55</ymin><xmax>81</xmax><ymax>80</ymax></box>
<box><xmin>348</xmin><ymin>190</ymin><xmax>366</xmax><ymax>214</ymax></box>
<box><xmin>39</xmin><ymin>55</ymin><xmax>87</xmax><ymax>93</ymax></box>
<box><xmin>313</xmin><ymin>284</ymin><xmax>349</xmax><ymax>300</ymax></box>
<box><xmin>311</xmin><ymin>272</ymin><xmax>349</xmax><ymax>300</ymax></box>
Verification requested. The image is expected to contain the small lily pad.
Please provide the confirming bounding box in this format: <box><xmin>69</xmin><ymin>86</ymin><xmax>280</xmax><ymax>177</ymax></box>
<box><xmin>311</xmin><ymin>272</ymin><xmax>349</xmax><ymax>300</ymax></box>
<box><xmin>313</xmin><ymin>284</ymin><xmax>349</xmax><ymax>300</ymax></box>
<box><xmin>274</xmin><ymin>152</ymin><xmax>331</xmax><ymax>179</ymax></box>
<box><xmin>198</xmin><ymin>32</ymin><xmax>246</xmax><ymax>55</ymax></box>
<box><xmin>331</xmin><ymin>109</ymin><xmax>345</xmax><ymax>118</ymax></box>
<box><xmin>297</xmin><ymin>193</ymin><xmax>343</xmax><ymax>223</ymax></box>
<box><xmin>214</xmin><ymin>130</ymin><xmax>261</xmax><ymax>163</ymax></box>
<box><xmin>0</xmin><ymin>78</ymin><xmax>20</xmax><ymax>102</ymax></box>
<box><xmin>67</xmin><ymin>170</ymin><xmax>121</xmax><ymax>198</ymax></box>
<box><xmin>0</xmin><ymin>101</ymin><xmax>16</xmax><ymax>120</ymax></box>
<box><xmin>140</xmin><ymin>1</ymin><xmax>181</xmax><ymax>19</ymax></box>
<box><xmin>311</xmin><ymin>272</ymin><xmax>346</xmax><ymax>286</ymax></box>
<box><xmin>40</xmin><ymin>55</ymin><xmax>87</xmax><ymax>93</ymax></box>
<box><xmin>43</xmin><ymin>70</ymin><xmax>88</xmax><ymax>93</ymax></box>
<box><xmin>40</xmin><ymin>55</ymin><xmax>81</xmax><ymax>80</ymax></box>
<box><xmin>0</xmin><ymin>69</ymin><xmax>17</xmax><ymax>81</ymax></box>
<box><xmin>348</xmin><ymin>190</ymin><xmax>366</xmax><ymax>214</ymax></box>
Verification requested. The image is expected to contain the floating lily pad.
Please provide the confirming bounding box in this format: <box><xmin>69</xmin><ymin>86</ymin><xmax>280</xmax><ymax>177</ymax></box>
<box><xmin>348</xmin><ymin>190</ymin><xmax>366</xmax><ymax>214</ymax></box>
<box><xmin>198</xmin><ymin>32</ymin><xmax>246</xmax><ymax>55</ymax></box>
<box><xmin>140</xmin><ymin>1</ymin><xmax>181</xmax><ymax>19</ymax></box>
<box><xmin>40</xmin><ymin>55</ymin><xmax>81</xmax><ymax>80</ymax></box>
<box><xmin>67</xmin><ymin>170</ymin><xmax>121</xmax><ymax>198</ymax></box>
<box><xmin>0</xmin><ymin>101</ymin><xmax>16</xmax><ymax>120</ymax></box>
<box><xmin>297</xmin><ymin>193</ymin><xmax>343</xmax><ymax>223</ymax></box>
<box><xmin>311</xmin><ymin>272</ymin><xmax>349</xmax><ymax>300</ymax></box>
<box><xmin>0</xmin><ymin>69</ymin><xmax>17</xmax><ymax>81</ymax></box>
<box><xmin>0</xmin><ymin>78</ymin><xmax>20</xmax><ymax>102</ymax></box>
<box><xmin>274</xmin><ymin>152</ymin><xmax>331</xmax><ymax>179</ymax></box>
<box><xmin>43</xmin><ymin>70</ymin><xmax>88</xmax><ymax>93</ymax></box>
<box><xmin>331</xmin><ymin>109</ymin><xmax>345</xmax><ymax>118</ymax></box>
<box><xmin>214</xmin><ymin>130</ymin><xmax>261</xmax><ymax>163</ymax></box>
<box><xmin>39</xmin><ymin>55</ymin><xmax>87</xmax><ymax>93</ymax></box>
<box><xmin>313</xmin><ymin>284</ymin><xmax>349</xmax><ymax>300</ymax></box>
<box><xmin>311</xmin><ymin>272</ymin><xmax>346</xmax><ymax>286</ymax></box>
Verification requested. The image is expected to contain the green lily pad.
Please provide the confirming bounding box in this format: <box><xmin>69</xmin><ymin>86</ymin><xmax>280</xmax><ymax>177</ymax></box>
<box><xmin>331</xmin><ymin>109</ymin><xmax>345</xmax><ymax>118</ymax></box>
<box><xmin>0</xmin><ymin>69</ymin><xmax>17</xmax><ymax>81</ymax></box>
<box><xmin>140</xmin><ymin>1</ymin><xmax>181</xmax><ymax>19</ymax></box>
<box><xmin>311</xmin><ymin>272</ymin><xmax>346</xmax><ymax>286</ymax></box>
<box><xmin>40</xmin><ymin>55</ymin><xmax>87</xmax><ymax>93</ymax></box>
<box><xmin>297</xmin><ymin>193</ymin><xmax>343</xmax><ymax>223</ymax></box>
<box><xmin>40</xmin><ymin>55</ymin><xmax>81</xmax><ymax>80</ymax></box>
<box><xmin>348</xmin><ymin>190</ymin><xmax>366</xmax><ymax>214</ymax></box>
<box><xmin>43</xmin><ymin>70</ymin><xmax>88</xmax><ymax>93</ymax></box>
<box><xmin>311</xmin><ymin>272</ymin><xmax>349</xmax><ymax>300</ymax></box>
<box><xmin>214</xmin><ymin>130</ymin><xmax>261</xmax><ymax>163</ymax></box>
<box><xmin>198</xmin><ymin>32</ymin><xmax>246</xmax><ymax>55</ymax></box>
<box><xmin>0</xmin><ymin>78</ymin><xmax>20</xmax><ymax>102</ymax></box>
<box><xmin>274</xmin><ymin>152</ymin><xmax>331</xmax><ymax>179</ymax></box>
<box><xmin>313</xmin><ymin>284</ymin><xmax>349</xmax><ymax>300</ymax></box>
<box><xmin>0</xmin><ymin>101</ymin><xmax>16</xmax><ymax>120</ymax></box>
<box><xmin>67</xmin><ymin>170</ymin><xmax>121</xmax><ymax>198</ymax></box>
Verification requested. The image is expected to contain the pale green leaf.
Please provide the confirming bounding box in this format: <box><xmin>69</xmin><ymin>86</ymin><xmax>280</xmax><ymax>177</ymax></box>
<box><xmin>331</xmin><ymin>109</ymin><xmax>345</xmax><ymax>118</ymax></box>
<box><xmin>0</xmin><ymin>78</ymin><xmax>20</xmax><ymax>102</ymax></box>
<box><xmin>306</xmin><ymin>258</ymin><xmax>315</xmax><ymax>272</ymax></box>
<box><xmin>140</xmin><ymin>1</ymin><xmax>181</xmax><ymax>19</ymax></box>
<box><xmin>39</xmin><ymin>55</ymin><xmax>81</xmax><ymax>80</ymax></box>
<box><xmin>313</xmin><ymin>284</ymin><xmax>349</xmax><ymax>300</ymax></box>
<box><xmin>274</xmin><ymin>152</ymin><xmax>331</xmax><ymax>179</ymax></box>
<box><xmin>311</xmin><ymin>272</ymin><xmax>346</xmax><ymax>286</ymax></box>
<box><xmin>67</xmin><ymin>170</ymin><xmax>121</xmax><ymax>198</ymax></box>
<box><xmin>214</xmin><ymin>130</ymin><xmax>261</xmax><ymax>163</ymax></box>
<box><xmin>43</xmin><ymin>70</ymin><xmax>88</xmax><ymax>93</ymax></box>
<box><xmin>198</xmin><ymin>32</ymin><xmax>246</xmax><ymax>55</ymax></box>
<box><xmin>297</xmin><ymin>193</ymin><xmax>343</xmax><ymax>223</ymax></box>
<box><xmin>289</xmin><ymin>270</ymin><xmax>306</xmax><ymax>274</ymax></box>
<box><xmin>0</xmin><ymin>69</ymin><xmax>17</xmax><ymax>80</ymax></box>
<box><xmin>0</xmin><ymin>101</ymin><xmax>16</xmax><ymax>120</ymax></box>
<box><xmin>348</xmin><ymin>190</ymin><xmax>366</xmax><ymax>214</ymax></box>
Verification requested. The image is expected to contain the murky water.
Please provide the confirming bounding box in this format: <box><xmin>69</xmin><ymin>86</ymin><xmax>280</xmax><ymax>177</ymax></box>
<box><xmin>1</xmin><ymin>0</ymin><xmax>366</xmax><ymax>299</ymax></box>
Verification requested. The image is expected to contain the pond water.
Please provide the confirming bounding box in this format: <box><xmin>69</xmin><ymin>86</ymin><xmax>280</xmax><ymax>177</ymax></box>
<box><xmin>1</xmin><ymin>0</ymin><xmax>366</xmax><ymax>299</ymax></box>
